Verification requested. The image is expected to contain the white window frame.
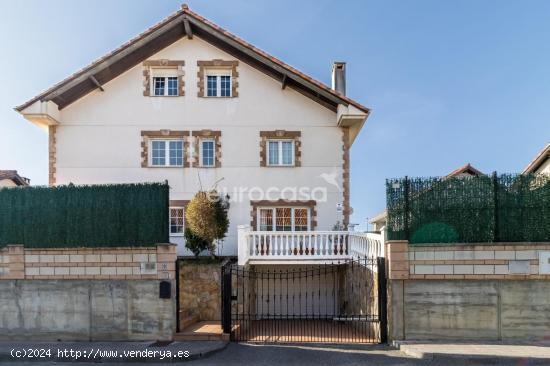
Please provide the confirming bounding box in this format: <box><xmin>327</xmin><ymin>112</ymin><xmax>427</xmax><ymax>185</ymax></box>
<box><xmin>205</xmin><ymin>71</ymin><xmax>232</xmax><ymax>97</ymax></box>
<box><xmin>266</xmin><ymin>139</ymin><xmax>295</xmax><ymax>166</ymax></box>
<box><xmin>151</xmin><ymin>76</ymin><xmax>179</xmax><ymax>97</ymax></box>
<box><xmin>149</xmin><ymin>139</ymin><xmax>184</xmax><ymax>167</ymax></box>
<box><xmin>199</xmin><ymin>138</ymin><xmax>216</xmax><ymax>167</ymax></box>
<box><xmin>256</xmin><ymin>207</ymin><xmax>311</xmax><ymax>231</ymax></box>
<box><xmin>169</xmin><ymin>206</ymin><xmax>185</xmax><ymax>236</ymax></box>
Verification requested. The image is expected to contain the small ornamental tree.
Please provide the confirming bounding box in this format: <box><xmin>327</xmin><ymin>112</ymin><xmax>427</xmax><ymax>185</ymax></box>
<box><xmin>185</xmin><ymin>190</ymin><xmax>230</xmax><ymax>257</ymax></box>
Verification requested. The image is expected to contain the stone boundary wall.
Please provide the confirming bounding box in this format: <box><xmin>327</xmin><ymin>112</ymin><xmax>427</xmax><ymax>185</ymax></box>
<box><xmin>387</xmin><ymin>241</ymin><xmax>550</xmax><ymax>280</ymax></box>
<box><xmin>0</xmin><ymin>244</ymin><xmax>176</xmax><ymax>280</ymax></box>
<box><xmin>0</xmin><ymin>279</ymin><xmax>175</xmax><ymax>341</ymax></box>
<box><xmin>386</xmin><ymin>240</ymin><xmax>550</xmax><ymax>341</ymax></box>
<box><xmin>179</xmin><ymin>260</ymin><xmax>222</xmax><ymax>322</ymax></box>
<box><xmin>0</xmin><ymin>244</ymin><xmax>177</xmax><ymax>341</ymax></box>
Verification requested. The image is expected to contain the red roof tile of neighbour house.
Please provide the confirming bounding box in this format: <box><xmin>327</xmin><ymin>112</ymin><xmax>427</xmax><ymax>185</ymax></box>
<box><xmin>445</xmin><ymin>163</ymin><xmax>484</xmax><ymax>178</ymax></box>
<box><xmin>15</xmin><ymin>4</ymin><xmax>370</xmax><ymax>115</ymax></box>
<box><xmin>0</xmin><ymin>170</ymin><xmax>30</xmax><ymax>186</ymax></box>
<box><xmin>369</xmin><ymin>163</ymin><xmax>484</xmax><ymax>226</ymax></box>
<box><xmin>523</xmin><ymin>143</ymin><xmax>550</xmax><ymax>174</ymax></box>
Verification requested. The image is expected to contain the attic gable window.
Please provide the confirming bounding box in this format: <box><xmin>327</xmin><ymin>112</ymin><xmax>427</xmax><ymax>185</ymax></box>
<box><xmin>206</xmin><ymin>74</ymin><xmax>231</xmax><ymax>97</ymax></box>
<box><xmin>197</xmin><ymin>60</ymin><xmax>238</xmax><ymax>98</ymax></box>
<box><xmin>142</xmin><ymin>60</ymin><xmax>185</xmax><ymax>97</ymax></box>
<box><xmin>153</xmin><ymin>77</ymin><xmax>178</xmax><ymax>96</ymax></box>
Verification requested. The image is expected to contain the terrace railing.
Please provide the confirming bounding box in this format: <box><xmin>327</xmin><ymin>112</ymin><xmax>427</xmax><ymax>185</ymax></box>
<box><xmin>237</xmin><ymin>226</ymin><xmax>385</xmax><ymax>265</ymax></box>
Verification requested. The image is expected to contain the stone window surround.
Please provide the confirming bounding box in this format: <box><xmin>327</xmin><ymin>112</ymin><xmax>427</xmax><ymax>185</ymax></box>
<box><xmin>191</xmin><ymin>130</ymin><xmax>222</xmax><ymax>168</ymax></box>
<box><xmin>141</xmin><ymin>130</ymin><xmax>190</xmax><ymax>168</ymax></box>
<box><xmin>259</xmin><ymin>130</ymin><xmax>301</xmax><ymax>167</ymax></box>
<box><xmin>142</xmin><ymin>60</ymin><xmax>185</xmax><ymax>97</ymax></box>
<box><xmin>250</xmin><ymin>199</ymin><xmax>317</xmax><ymax>230</ymax></box>
<box><xmin>197</xmin><ymin>59</ymin><xmax>239</xmax><ymax>98</ymax></box>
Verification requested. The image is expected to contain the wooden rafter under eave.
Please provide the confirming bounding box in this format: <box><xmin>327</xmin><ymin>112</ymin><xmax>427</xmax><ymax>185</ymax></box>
<box><xmin>15</xmin><ymin>5</ymin><xmax>370</xmax><ymax>116</ymax></box>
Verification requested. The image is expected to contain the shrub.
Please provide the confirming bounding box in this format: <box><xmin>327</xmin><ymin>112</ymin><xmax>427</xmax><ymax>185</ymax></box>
<box><xmin>185</xmin><ymin>190</ymin><xmax>230</xmax><ymax>256</ymax></box>
<box><xmin>184</xmin><ymin>228</ymin><xmax>210</xmax><ymax>257</ymax></box>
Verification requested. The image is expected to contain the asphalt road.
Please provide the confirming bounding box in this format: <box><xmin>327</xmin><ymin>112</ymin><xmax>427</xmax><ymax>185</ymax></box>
<box><xmin>2</xmin><ymin>342</ymin><xmax>541</xmax><ymax>366</ymax></box>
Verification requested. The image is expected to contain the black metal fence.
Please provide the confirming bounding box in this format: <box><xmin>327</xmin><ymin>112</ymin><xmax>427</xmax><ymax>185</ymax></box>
<box><xmin>387</xmin><ymin>173</ymin><xmax>550</xmax><ymax>244</ymax></box>
<box><xmin>222</xmin><ymin>257</ymin><xmax>387</xmax><ymax>344</ymax></box>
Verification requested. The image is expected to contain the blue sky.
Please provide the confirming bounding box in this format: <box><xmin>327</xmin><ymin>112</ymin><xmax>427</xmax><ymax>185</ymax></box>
<box><xmin>1</xmin><ymin>0</ymin><xmax>550</xmax><ymax>228</ymax></box>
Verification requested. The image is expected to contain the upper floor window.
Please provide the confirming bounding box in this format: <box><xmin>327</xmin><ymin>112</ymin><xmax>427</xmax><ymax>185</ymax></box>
<box><xmin>206</xmin><ymin>74</ymin><xmax>232</xmax><ymax>97</ymax></box>
<box><xmin>258</xmin><ymin>207</ymin><xmax>310</xmax><ymax>231</ymax></box>
<box><xmin>150</xmin><ymin>140</ymin><xmax>184</xmax><ymax>167</ymax></box>
<box><xmin>267</xmin><ymin>140</ymin><xmax>294</xmax><ymax>166</ymax></box>
<box><xmin>142</xmin><ymin>60</ymin><xmax>184</xmax><ymax>97</ymax></box>
<box><xmin>153</xmin><ymin>76</ymin><xmax>178</xmax><ymax>96</ymax></box>
<box><xmin>197</xmin><ymin>60</ymin><xmax>238</xmax><ymax>98</ymax></box>
<box><xmin>200</xmin><ymin>139</ymin><xmax>215</xmax><ymax>167</ymax></box>
<box><xmin>260</xmin><ymin>130</ymin><xmax>301</xmax><ymax>168</ymax></box>
<box><xmin>170</xmin><ymin>207</ymin><xmax>184</xmax><ymax>235</ymax></box>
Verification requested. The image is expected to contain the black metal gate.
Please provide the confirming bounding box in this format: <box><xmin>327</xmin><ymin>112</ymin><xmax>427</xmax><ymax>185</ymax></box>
<box><xmin>221</xmin><ymin>257</ymin><xmax>387</xmax><ymax>343</ymax></box>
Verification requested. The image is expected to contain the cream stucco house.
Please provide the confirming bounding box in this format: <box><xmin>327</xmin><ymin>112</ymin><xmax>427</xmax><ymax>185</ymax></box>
<box><xmin>16</xmin><ymin>5</ymin><xmax>380</xmax><ymax>262</ymax></box>
<box><xmin>0</xmin><ymin>170</ymin><xmax>30</xmax><ymax>187</ymax></box>
<box><xmin>523</xmin><ymin>143</ymin><xmax>550</xmax><ymax>175</ymax></box>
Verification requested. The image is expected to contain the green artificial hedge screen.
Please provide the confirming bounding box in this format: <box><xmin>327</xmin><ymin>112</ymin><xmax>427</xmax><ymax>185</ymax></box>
<box><xmin>386</xmin><ymin>173</ymin><xmax>550</xmax><ymax>244</ymax></box>
<box><xmin>0</xmin><ymin>182</ymin><xmax>169</xmax><ymax>248</ymax></box>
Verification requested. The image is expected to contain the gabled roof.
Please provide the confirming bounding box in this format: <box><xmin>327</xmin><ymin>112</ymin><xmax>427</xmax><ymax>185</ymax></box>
<box><xmin>15</xmin><ymin>4</ymin><xmax>370</xmax><ymax>115</ymax></box>
<box><xmin>523</xmin><ymin>143</ymin><xmax>550</xmax><ymax>174</ymax></box>
<box><xmin>0</xmin><ymin>170</ymin><xmax>30</xmax><ymax>186</ymax></box>
<box><xmin>445</xmin><ymin>163</ymin><xmax>484</xmax><ymax>178</ymax></box>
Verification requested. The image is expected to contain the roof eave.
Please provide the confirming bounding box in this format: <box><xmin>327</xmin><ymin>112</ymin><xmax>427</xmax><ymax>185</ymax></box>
<box><xmin>523</xmin><ymin>144</ymin><xmax>550</xmax><ymax>174</ymax></box>
<box><xmin>15</xmin><ymin>5</ymin><xmax>371</xmax><ymax>117</ymax></box>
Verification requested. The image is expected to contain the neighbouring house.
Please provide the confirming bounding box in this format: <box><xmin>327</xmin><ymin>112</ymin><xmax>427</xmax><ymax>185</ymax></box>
<box><xmin>369</xmin><ymin>163</ymin><xmax>483</xmax><ymax>232</ymax></box>
<box><xmin>523</xmin><ymin>142</ymin><xmax>550</xmax><ymax>175</ymax></box>
<box><xmin>15</xmin><ymin>5</ymin><xmax>385</xmax><ymax>343</ymax></box>
<box><xmin>0</xmin><ymin>170</ymin><xmax>30</xmax><ymax>187</ymax></box>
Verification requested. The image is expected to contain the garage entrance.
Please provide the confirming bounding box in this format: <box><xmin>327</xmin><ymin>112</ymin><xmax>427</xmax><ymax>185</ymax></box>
<box><xmin>221</xmin><ymin>257</ymin><xmax>387</xmax><ymax>343</ymax></box>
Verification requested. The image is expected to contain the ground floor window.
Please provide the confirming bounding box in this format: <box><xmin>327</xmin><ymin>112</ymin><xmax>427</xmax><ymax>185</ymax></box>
<box><xmin>258</xmin><ymin>207</ymin><xmax>310</xmax><ymax>231</ymax></box>
<box><xmin>170</xmin><ymin>207</ymin><xmax>184</xmax><ymax>235</ymax></box>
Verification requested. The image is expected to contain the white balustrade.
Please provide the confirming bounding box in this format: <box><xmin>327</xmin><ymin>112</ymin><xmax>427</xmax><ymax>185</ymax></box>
<box><xmin>237</xmin><ymin>226</ymin><xmax>384</xmax><ymax>264</ymax></box>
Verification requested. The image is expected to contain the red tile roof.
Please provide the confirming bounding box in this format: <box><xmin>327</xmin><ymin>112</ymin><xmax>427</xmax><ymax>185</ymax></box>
<box><xmin>445</xmin><ymin>163</ymin><xmax>484</xmax><ymax>178</ymax></box>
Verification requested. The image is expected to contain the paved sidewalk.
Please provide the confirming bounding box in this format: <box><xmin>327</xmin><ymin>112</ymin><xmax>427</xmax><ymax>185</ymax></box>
<box><xmin>0</xmin><ymin>340</ymin><xmax>227</xmax><ymax>363</ymax></box>
<box><xmin>393</xmin><ymin>340</ymin><xmax>550</xmax><ymax>362</ymax></box>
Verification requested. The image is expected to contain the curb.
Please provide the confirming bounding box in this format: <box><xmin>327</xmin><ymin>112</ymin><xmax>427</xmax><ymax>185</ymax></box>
<box><xmin>0</xmin><ymin>341</ymin><xmax>229</xmax><ymax>363</ymax></box>
<box><xmin>391</xmin><ymin>341</ymin><xmax>433</xmax><ymax>361</ymax></box>
<box><xmin>185</xmin><ymin>341</ymin><xmax>229</xmax><ymax>363</ymax></box>
<box><xmin>392</xmin><ymin>341</ymin><xmax>550</xmax><ymax>364</ymax></box>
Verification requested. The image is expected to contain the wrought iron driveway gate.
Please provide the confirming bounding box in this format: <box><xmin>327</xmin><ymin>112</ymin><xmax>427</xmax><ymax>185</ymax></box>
<box><xmin>221</xmin><ymin>257</ymin><xmax>387</xmax><ymax>343</ymax></box>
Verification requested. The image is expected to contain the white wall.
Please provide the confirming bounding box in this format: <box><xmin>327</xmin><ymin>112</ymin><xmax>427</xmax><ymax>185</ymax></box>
<box><xmin>56</xmin><ymin>37</ymin><xmax>345</xmax><ymax>256</ymax></box>
<box><xmin>535</xmin><ymin>158</ymin><xmax>550</xmax><ymax>175</ymax></box>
